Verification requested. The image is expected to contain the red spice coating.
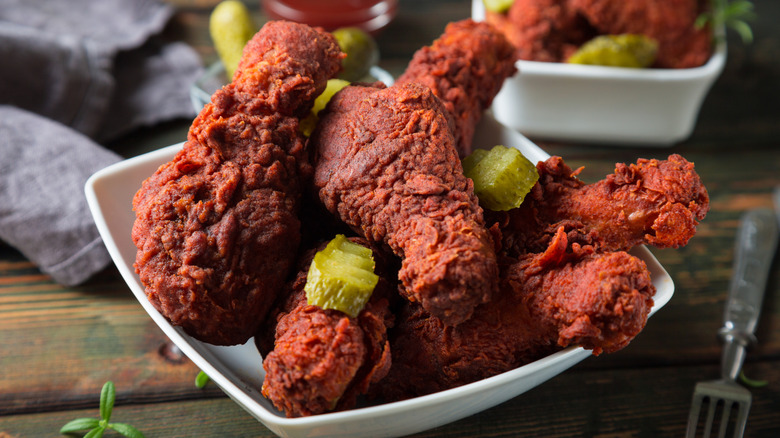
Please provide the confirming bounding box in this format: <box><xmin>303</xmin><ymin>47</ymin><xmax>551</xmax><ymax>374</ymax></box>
<box><xmin>379</xmin><ymin>227</ymin><xmax>656</xmax><ymax>400</ymax></box>
<box><xmin>494</xmin><ymin>154</ymin><xmax>710</xmax><ymax>257</ymax></box>
<box><xmin>259</xmin><ymin>240</ymin><xmax>394</xmax><ymax>417</ymax></box>
<box><xmin>487</xmin><ymin>0</ymin><xmax>712</xmax><ymax>68</ymax></box>
<box><xmin>397</xmin><ymin>19</ymin><xmax>518</xmax><ymax>157</ymax></box>
<box><xmin>131</xmin><ymin>21</ymin><xmax>343</xmax><ymax>345</ymax></box>
<box><xmin>311</xmin><ymin>82</ymin><xmax>499</xmax><ymax>326</ymax></box>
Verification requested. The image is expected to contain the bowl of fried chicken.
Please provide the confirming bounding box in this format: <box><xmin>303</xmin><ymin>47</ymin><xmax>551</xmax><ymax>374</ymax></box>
<box><xmin>86</xmin><ymin>19</ymin><xmax>709</xmax><ymax>438</ymax></box>
<box><xmin>473</xmin><ymin>0</ymin><xmax>727</xmax><ymax>146</ymax></box>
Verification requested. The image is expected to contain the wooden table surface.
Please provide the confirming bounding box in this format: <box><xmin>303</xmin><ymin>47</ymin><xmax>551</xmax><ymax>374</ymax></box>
<box><xmin>2</xmin><ymin>1</ymin><xmax>779</xmax><ymax>437</ymax></box>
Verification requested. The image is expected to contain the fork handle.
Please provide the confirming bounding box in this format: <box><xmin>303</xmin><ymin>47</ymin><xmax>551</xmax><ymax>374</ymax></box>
<box><xmin>718</xmin><ymin>208</ymin><xmax>779</xmax><ymax>381</ymax></box>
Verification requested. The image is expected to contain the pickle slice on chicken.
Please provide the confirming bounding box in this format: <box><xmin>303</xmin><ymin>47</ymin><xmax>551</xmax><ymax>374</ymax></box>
<box><xmin>333</xmin><ymin>27</ymin><xmax>380</xmax><ymax>82</ymax></box>
<box><xmin>568</xmin><ymin>34</ymin><xmax>658</xmax><ymax>68</ymax></box>
<box><xmin>461</xmin><ymin>148</ymin><xmax>489</xmax><ymax>176</ymax></box>
<box><xmin>304</xmin><ymin>234</ymin><xmax>379</xmax><ymax>318</ymax></box>
<box><xmin>463</xmin><ymin>145</ymin><xmax>539</xmax><ymax>211</ymax></box>
<box><xmin>301</xmin><ymin>78</ymin><xmax>351</xmax><ymax>137</ymax></box>
<box><xmin>482</xmin><ymin>0</ymin><xmax>515</xmax><ymax>13</ymax></box>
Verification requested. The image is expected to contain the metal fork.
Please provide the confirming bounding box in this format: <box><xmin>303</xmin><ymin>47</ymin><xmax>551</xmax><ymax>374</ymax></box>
<box><xmin>685</xmin><ymin>206</ymin><xmax>779</xmax><ymax>438</ymax></box>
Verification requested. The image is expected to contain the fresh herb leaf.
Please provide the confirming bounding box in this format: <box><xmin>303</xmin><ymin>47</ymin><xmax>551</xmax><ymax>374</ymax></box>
<box><xmin>83</xmin><ymin>427</ymin><xmax>105</xmax><ymax>438</ymax></box>
<box><xmin>195</xmin><ymin>370</ymin><xmax>211</xmax><ymax>389</ymax></box>
<box><xmin>99</xmin><ymin>381</ymin><xmax>116</xmax><ymax>422</ymax></box>
<box><xmin>195</xmin><ymin>371</ymin><xmax>210</xmax><ymax>388</ymax></box>
<box><xmin>695</xmin><ymin>13</ymin><xmax>710</xmax><ymax>30</ymax></box>
<box><xmin>60</xmin><ymin>418</ymin><xmax>101</xmax><ymax>434</ymax></box>
<box><xmin>698</xmin><ymin>0</ymin><xmax>756</xmax><ymax>44</ymax></box>
<box><xmin>61</xmin><ymin>381</ymin><xmax>144</xmax><ymax>438</ymax></box>
<box><xmin>729</xmin><ymin>19</ymin><xmax>754</xmax><ymax>43</ymax></box>
<box><xmin>109</xmin><ymin>423</ymin><xmax>146</xmax><ymax>438</ymax></box>
<box><xmin>739</xmin><ymin>370</ymin><xmax>768</xmax><ymax>388</ymax></box>
<box><xmin>724</xmin><ymin>0</ymin><xmax>755</xmax><ymax>17</ymax></box>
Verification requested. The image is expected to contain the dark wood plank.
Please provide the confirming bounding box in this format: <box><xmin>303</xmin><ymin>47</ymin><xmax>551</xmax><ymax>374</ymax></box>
<box><xmin>0</xmin><ymin>264</ymin><xmax>220</xmax><ymax>416</ymax></box>
<box><xmin>2</xmin><ymin>362</ymin><xmax>777</xmax><ymax>437</ymax></box>
<box><xmin>0</xmin><ymin>398</ymin><xmax>265</xmax><ymax>438</ymax></box>
<box><xmin>410</xmin><ymin>361</ymin><xmax>780</xmax><ymax>438</ymax></box>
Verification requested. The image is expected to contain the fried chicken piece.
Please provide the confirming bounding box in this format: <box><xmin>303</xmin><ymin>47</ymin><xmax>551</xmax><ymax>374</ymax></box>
<box><xmin>379</xmin><ymin>153</ymin><xmax>706</xmax><ymax>399</ymax></box>
<box><xmin>379</xmin><ymin>227</ymin><xmax>656</xmax><ymax>400</ymax></box>
<box><xmin>487</xmin><ymin>0</ymin><xmax>712</xmax><ymax>68</ymax></box>
<box><xmin>131</xmin><ymin>21</ymin><xmax>343</xmax><ymax>345</ymax></box>
<box><xmin>486</xmin><ymin>0</ymin><xmax>594</xmax><ymax>63</ymax></box>
<box><xmin>493</xmin><ymin>154</ymin><xmax>709</xmax><ymax>257</ymax></box>
<box><xmin>258</xmin><ymin>239</ymin><xmax>394</xmax><ymax>417</ymax></box>
<box><xmin>570</xmin><ymin>0</ymin><xmax>712</xmax><ymax>68</ymax></box>
<box><xmin>396</xmin><ymin>19</ymin><xmax>518</xmax><ymax>157</ymax></box>
<box><xmin>311</xmin><ymin>82</ymin><xmax>498</xmax><ymax>326</ymax></box>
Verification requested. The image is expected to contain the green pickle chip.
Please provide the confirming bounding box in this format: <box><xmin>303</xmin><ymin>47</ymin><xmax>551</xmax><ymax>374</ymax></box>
<box><xmin>300</xmin><ymin>78</ymin><xmax>350</xmax><ymax>137</ymax></box>
<box><xmin>461</xmin><ymin>149</ymin><xmax>489</xmax><ymax>176</ymax></box>
<box><xmin>482</xmin><ymin>0</ymin><xmax>515</xmax><ymax>14</ymax></box>
<box><xmin>567</xmin><ymin>34</ymin><xmax>658</xmax><ymax>68</ymax></box>
<box><xmin>462</xmin><ymin>145</ymin><xmax>539</xmax><ymax>211</ymax></box>
<box><xmin>209</xmin><ymin>0</ymin><xmax>256</xmax><ymax>79</ymax></box>
<box><xmin>332</xmin><ymin>27</ymin><xmax>380</xmax><ymax>82</ymax></box>
<box><xmin>305</xmin><ymin>234</ymin><xmax>379</xmax><ymax>318</ymax></box>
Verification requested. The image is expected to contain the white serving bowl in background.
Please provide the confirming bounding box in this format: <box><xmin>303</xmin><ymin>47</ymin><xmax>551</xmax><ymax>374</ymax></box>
<box><xmin>472</xmin><ymin>0</ymin><xmax>726</xmax><ymax>146</ymax></box>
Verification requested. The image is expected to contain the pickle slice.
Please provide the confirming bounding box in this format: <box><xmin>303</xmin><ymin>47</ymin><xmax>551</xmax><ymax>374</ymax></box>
<box><xmin>209</xmin><ymin>0</ymin><xmax>256</xmax><ymax>79</ymax></box>
<box><xmin>300</xmin><ymin>78</ymin><xmax>351</xmax><ymax>137</ymax></box>
<box><xmin>462</xmin><ymin>145</ymin><xmax>539</xmax><ymax>211</ymax></box>
<box><xmin>305</xmin><ymin>235</ymin><xmax>379</xmax><ymax>318</ymax></box>
<box><xmin>567</xmin><ymin>34</ymin><xmax>658</xmax><ymax>68</ymax></box>
<box><xmin>332</xmin><ymin>27</ymin><xmax>380</xmax><ymax>82</ymax></box>
<box><xmin>482</xmin><ymin>0</ymin><xmax>515</xmax><ymax>14</ymax></box>
<box><xmin>461</xmin><ymin>148</ymin><xmax>489</xmax><ymax>176</ymax></box>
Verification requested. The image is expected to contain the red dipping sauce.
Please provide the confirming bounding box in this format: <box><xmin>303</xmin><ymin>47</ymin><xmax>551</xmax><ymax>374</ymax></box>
<box><xmin>261</xmin><ymin>0</ymin><xmax>398</xmax><ymax>34</ymax></box>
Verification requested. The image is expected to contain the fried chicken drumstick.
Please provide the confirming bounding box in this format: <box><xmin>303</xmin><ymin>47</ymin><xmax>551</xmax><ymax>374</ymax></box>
<box><xmin>494</xmin><ymin>154</ymin><xmax>710</xmax><ymax>257</ymax></box>
<box><xmin>397</xmin><ymin>19</ymin><xmax>517</xmax><ymax>157</ymax></box>
<box><xmin>380</xmin><ymin>153</ymin><xmax>708</xmax><ymax>399</ymax></box>
<box><xmin>257</xmin><ymin>238</ymin><xmax>394</xmax><ymax>417</ymax></box>
<box><xmin>487</xmin><ymin>0</ymin><xmax>712</xmax><ymax>68</ymax></box>
<box><xmin>311</xmin><ymin>82</ymin><xmax>498</xmax><ymax>326</ymax></box>
<box><xmin>309</xmin><ymin>19</ymin><xmax>517</xmax><ymax>326</ymax></box>
<box><xmin>570</xmin><ymin>0</ymin><xmax>712</xmax><ymax>69</ymax></box>
<box><xmin>379</xmin><ymin>227</ymin><xmax>656</xmax><ymax>399</ymax></box>
<box><xmin>131</xmin><ymin>21</ymin><xmax>342</xmax><ymax>345</ymax></box>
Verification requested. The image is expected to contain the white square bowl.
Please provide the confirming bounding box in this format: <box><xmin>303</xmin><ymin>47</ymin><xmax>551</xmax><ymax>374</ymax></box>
<box><xmin>85</xmin><ymin>114</ymin><xmax>674</xmax><ymax>437</ymax></box>
<box><xmin>472</xmin><ymin>0</ymin><xmax>726</xmax><ymax>146</ymax></box>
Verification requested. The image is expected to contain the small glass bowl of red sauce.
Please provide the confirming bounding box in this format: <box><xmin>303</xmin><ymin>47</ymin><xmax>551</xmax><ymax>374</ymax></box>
<box><xmin>261</xmin><ymin>0</ymin><xmax>398</xmax><ymax>34</ymax></box>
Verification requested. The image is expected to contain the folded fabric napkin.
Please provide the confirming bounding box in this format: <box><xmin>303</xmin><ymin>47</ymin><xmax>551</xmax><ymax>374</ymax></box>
<box><xmin>0</xmin><ymin>0</ymin><xmax>204</xmax><ymax>285</ymax></box>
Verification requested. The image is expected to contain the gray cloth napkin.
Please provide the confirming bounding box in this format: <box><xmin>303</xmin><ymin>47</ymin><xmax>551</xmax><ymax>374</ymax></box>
<box><xmin>0</xmin><ymin>106</ymin><xmax>123</xmax><ymax>285</ymax></box>
<box><xmin>0</xmin><ymin>0</ymin><xmax>204</xmax><ymax>285</ymax></box>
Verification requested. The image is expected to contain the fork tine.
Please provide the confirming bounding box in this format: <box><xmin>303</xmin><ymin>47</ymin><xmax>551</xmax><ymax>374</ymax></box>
<box><xmin>687</xmin><ymin>402</ymin><xmax>700</xmax><ymax>436</ymax></box>
<box><xmin>717</xmin><ymin>400</ymin><xmax>733</xmax><ymax>438</ymax></box>
<box><xmin>686</xmin><ymin>394</ymin><xmax>704</xmax><ymax>438</ymax></box>
<box><xmin>733</xmin><ymin>400</ymin><xmax>751</xmax><ymax>438</ymax></box>
<box><xmin>686</xmin><ymin>382</ymin><xmax>753</xmax><ymax>438</ymax></box>
<box><xmin>703</xmin><ymin>396</ymin><xmax>717</xmax><ymax>438</ymax></box>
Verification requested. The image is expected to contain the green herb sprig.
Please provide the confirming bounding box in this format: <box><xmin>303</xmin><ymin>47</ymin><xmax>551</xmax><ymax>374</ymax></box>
<box><xmin>697</xmin><ymin>0</ymin><xmax>756</xmax><ymax>44</ymax></box>
<box><xmin>60</xmin><ymin>381</ymin><xmax>145</xmax><ymax>438</ymax></box>
<box><xmin>739</xmin><ymin>370</ymin><xmax>769</xmax><ymax>388</ymax></box>
<box><xmin>195</xmin><ymin>370</ymin><xmax>211</xmax><ymax>389</ymax></box>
